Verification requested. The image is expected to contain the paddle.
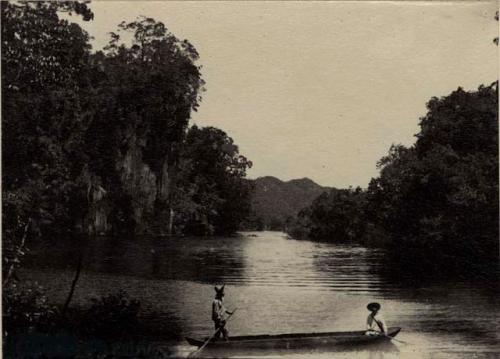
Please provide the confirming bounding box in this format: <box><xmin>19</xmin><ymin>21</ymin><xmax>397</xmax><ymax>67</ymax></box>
<box><xmin>370</xmin><ymin>331</ymin><xmax>410</xmax><ymax>345</ymax></box>
<box><xmin>188</xmin><ymin>308</ymin><xmax>238</xmax><ymax>357</ymax></box>
<box><xmin>385</xmin><ymin>335</ymin><xmax>410</xmax><ymax>345</ymax></box>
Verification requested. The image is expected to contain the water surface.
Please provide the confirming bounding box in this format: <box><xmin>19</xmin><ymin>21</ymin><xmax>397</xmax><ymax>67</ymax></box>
<box><xmin>20</xmin><ymin>231</ymin><xmax>499</xmax><ymax>358</ymax></box>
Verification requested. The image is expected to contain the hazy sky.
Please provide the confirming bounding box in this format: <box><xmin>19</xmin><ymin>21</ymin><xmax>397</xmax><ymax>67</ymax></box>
<box><xmin>78</xmin><ymin>1</ymin><xmax>498</xmax><ymax>188</ymax></box>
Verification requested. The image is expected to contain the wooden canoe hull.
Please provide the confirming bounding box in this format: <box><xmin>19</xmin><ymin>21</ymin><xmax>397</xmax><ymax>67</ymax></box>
<box><xmin>186</xmin><ymin>327</ymin><xmax>401</xmax><ymax>349</ymax></box>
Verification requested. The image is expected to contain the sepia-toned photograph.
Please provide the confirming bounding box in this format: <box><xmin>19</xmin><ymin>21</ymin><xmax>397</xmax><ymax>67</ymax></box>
<box><xmin>2</xmin><ymin>1</ymin><xmax>499</xmax><ymax>358</ymax></box>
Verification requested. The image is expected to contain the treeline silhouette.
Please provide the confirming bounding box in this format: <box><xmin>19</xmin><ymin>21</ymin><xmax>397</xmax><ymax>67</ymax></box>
<box><xmin>288</xmin><ymin>83</ymin><xmax>498</xmax><ymax>276</ymax></box>
<box><xmin>2</xmin><ymin>2</ymin><xmax>251</xmax><ymax>351</ymax></box>
<box><xmin>2</xmin><ymin>2</ymin><xmax>252</xmax><ymax>244</ymax></box>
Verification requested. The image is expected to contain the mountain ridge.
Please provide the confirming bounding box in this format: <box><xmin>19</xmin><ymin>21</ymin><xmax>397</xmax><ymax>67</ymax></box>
<box><xmin>244</xmin><ymin>176</ymin><xmax>333</xmax><ymax>230</ymax></box>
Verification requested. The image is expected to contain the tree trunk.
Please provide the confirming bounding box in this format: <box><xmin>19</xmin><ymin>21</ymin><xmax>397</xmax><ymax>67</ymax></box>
<box><xmin>61</xmin><ymin>252</ymin><xmax>84</xmax><ymax>317</ymax></box>
<box><xmin>168</xmin><ymin>207</ymin><xmax>175</xmax><ymax>236</ymax></box>
<box><xmin>3</xmin><ymin>220</ymin><xmax>30</xmax><ymax>287</ymax></box>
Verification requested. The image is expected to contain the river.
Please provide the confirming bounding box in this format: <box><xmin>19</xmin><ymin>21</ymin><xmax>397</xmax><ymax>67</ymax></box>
<box><xmin>19</xmin><ymin>231</ymin><xmax>499</xmax><ymax>358</ymax></box>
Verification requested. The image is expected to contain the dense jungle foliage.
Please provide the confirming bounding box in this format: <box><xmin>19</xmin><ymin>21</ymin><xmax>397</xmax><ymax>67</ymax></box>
<box><xmin>2</xmin><ymin>1</ymin><xmax>252</xmax><ymax>242</ymax></box>
<box><xmin>288</xmin><ymin>83</ymin><xmax>499</xmax><ymax>275</ymax></box>
<box><xmin>2</xmin><ymin>0</ymin><xmax>251</xmax><ymax>345</ymax></box>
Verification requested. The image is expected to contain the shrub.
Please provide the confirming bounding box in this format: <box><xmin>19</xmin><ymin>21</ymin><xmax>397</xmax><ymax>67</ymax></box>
<box><xmin>79</xmin><ymin>290</ymin><xmax>141</xmax><ymax>340</ymax></box>
<box><xmin>3</xmin><ymin>282</ymin><xmax>59</xmax><ymax>335</ymax></box>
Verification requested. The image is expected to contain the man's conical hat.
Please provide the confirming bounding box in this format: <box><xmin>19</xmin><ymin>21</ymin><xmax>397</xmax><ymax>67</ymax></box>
<box><xmin>214</xmin><ymin>284</ymin><xmax>225</xmax><ymax>297</ymax></box>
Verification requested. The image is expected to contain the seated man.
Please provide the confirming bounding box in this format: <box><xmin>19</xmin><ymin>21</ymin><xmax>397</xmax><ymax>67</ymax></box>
<box><xmin>365</xmin><ymin>302</ymin><xmax>387</xmax><ymax>336</ymax></box>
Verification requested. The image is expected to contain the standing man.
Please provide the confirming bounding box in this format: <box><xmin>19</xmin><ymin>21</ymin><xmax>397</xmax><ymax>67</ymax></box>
<box><xmin>365</xmin><ymin>302</ymin><xmax>387</xmax><ymax>335</ymax></box>
<box><xmin>212</xmin><ymin>285</ymin><xmax>233</xmax><ymax>341</ymax></box>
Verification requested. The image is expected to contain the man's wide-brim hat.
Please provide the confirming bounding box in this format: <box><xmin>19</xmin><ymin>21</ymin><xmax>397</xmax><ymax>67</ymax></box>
<box><xmin>214</xmin><ymin>284</ymin><xmax>225</xmax><ymax>296</ymax></box>
<box><xmin>367</xmin><ymin>302</ymin><xmax>381</xmax><ymax>311</ymax></box>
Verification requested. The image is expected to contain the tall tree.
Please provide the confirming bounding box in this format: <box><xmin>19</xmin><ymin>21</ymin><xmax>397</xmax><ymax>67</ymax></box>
<box><xmin>2</xmin><ymin>1</ymin><xmax>94</xmax><ymax>229</ymax></box>
<box><xmin>366</xmin><ymin>84</ymin><xmax>498</xmax><ymax>273</ymax></box>
<box><xmin>175</xmin><ymin>126</ymin><xmax>253</xmax><ymax>235</ymax></box>
<box><xmin>84</xmin><ymin>16</ymin><xmax>204</xmax><ymax>234</ymax></box>
<box><xmin>2</xmin><ymin>0</ymin><xmax>94</xmax><ymax>281</ymax></box>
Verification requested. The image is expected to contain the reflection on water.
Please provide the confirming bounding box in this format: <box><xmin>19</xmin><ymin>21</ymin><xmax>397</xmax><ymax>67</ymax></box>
<box><xmin>20</xmin><ymin>231</ymin><xmax>499</xmax><ymax>358</ymax></box>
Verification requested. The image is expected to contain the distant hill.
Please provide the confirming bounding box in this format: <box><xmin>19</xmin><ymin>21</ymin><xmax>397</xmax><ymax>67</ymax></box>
<box><xmin>243</xmin><ymin>176</ymin><xmax>332</xmax><ymax>230</ymax></box>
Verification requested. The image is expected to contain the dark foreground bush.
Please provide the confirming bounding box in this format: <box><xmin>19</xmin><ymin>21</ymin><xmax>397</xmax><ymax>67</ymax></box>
<box><xmin>78</xmin><ymin>290</ymin><xmax>141</xmax><ymax>339</ymax></box>
<box><xmin>3</xmin><ymin>282</ymin><xmax>60</xmax><ymax>335</ymax></box>
<box><xmin>3</xmin><ymin>286</ymin><xmax>181</xmax><ymax>357</ymax></box>
<box><xmin>3</xmin><ymin>285</ymin><xmax>141</xmax><ymax>338</ymax></box>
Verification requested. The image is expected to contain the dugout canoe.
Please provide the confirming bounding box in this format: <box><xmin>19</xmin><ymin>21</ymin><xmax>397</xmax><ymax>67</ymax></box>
<box><xmin>185</xmin><ymin>327</ymin><xmax>401</xmax><ymax>349</ymax></box>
